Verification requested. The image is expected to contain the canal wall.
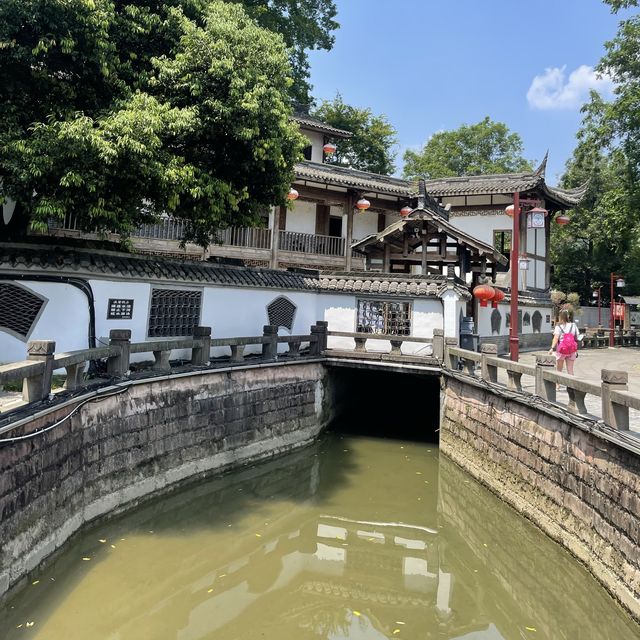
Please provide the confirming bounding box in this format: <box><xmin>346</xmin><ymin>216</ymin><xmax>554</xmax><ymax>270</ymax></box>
<box><xmin>440</xmin><ymin>373</ymin><xmax>640</xmax><ymax>623</ymax></box>
<box><xmin>0</xmin><ymin>361</ymin><xmax>331</xmax><ymax>600</ymax></box>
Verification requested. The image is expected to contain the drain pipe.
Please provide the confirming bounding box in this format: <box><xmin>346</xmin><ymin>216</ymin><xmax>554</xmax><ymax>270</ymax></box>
<box><xmin>0</xmin><ymin>274</ymin><xmax>97</xmax><ymax>348</ymax></box>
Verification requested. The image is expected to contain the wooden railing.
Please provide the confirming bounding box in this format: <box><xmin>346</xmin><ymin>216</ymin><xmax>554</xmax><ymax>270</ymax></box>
<box><xmin>279</xmin><ymin>231</ymin><xmax>346</xmax><ymax>257</ymax></box>
<box><xmin>132</xmin><ymin>217</ymin><xmax>187</xmax><ymax>241</ymax></box>
<box><xmin>214</xmin><ymin>226</ymin><xmax>272</xmax><ymax>249</ymax></box>
<box><xmin>444</xmin><ymin>342</ymin><xmax>640</xmax><ymax>433</ymax></box>
<box><xmin>0</xmin><ymin>323</ymin><xmax>327</xmax><ymax>411</ymax></box>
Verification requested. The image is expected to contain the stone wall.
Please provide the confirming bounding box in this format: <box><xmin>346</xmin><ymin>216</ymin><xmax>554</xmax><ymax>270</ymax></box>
<box><xmin>479</xmin><ymin>332</ymin><xmax>549</xmax><ymax>354</ymax></box>
<box><xmin>440</xmin><ymin>374</ymin><xmax>640</xmax><ymax>623</ymax></box>
<box><xmin>0</xmin><ymin>361</ymin><xmax>330</xmax><ymax>599</ymax></box>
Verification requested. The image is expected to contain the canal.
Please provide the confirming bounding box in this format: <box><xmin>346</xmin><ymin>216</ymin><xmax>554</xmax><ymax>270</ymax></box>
<box><xmin>1</xmin><ymin>426</ymin><xmax>638</xmax><ymax>639</ymax></box>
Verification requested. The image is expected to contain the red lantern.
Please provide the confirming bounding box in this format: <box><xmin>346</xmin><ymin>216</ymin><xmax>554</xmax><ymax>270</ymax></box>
<box><xmin>323</xmin><ymin>142</ymin><xmax>337</xmax><ymax>156</ymax></box>
<box><xmin>356</xmin><ymin>198</ymin><xmax>371</xmax><ymax>212</ymax></box>
<box><xmin>555</xmin><ymin>214</ymin><xmax>570</xmax><ymax>225</ymax></box>
<box><xmin>473</xmin><ymin>283</ymin><xmax>496</xmax><ymax>307</ymax></box>
<box><xmin>287</xmin><ymin>188</ymin><xmax>299</xmax><ymax>201</ymax></box>
<box><xmin>491</xmin><ymin>288</ymin><xmax>505</xmax><ymax>308</ymax></box>
<box><xmin>400</xmin><ymin>206</ymin><xmax>412</xmax><ymax>217</ymax></box>
<box><xmin>505</xmin><ymin>204</ymin><xmax>521</xmax><ymax>217</ymax></box>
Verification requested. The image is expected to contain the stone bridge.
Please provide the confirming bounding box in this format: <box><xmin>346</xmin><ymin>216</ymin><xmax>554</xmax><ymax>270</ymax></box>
<box><xmin>0</xmin><ymin>325</ymin><xmax>639</xmax><ymax>622</ymax></box>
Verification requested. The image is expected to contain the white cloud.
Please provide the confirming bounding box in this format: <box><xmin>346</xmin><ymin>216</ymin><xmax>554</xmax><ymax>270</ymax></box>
<box><xmin>526</xmin><ymin>65</ymin><xmax>613</xmax><ymax>110</ymax></box>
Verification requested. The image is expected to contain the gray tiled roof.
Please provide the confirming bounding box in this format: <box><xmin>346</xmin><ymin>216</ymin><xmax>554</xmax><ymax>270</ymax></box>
<box><xmin>292</xmin><ymin>115</ymin><xmax>352</xmax><ymax>139</ymax></box>
<box><xmin>424</xmin><ymin>157</ymin><xmax>587</xmax><ymax>207</ymax></box>
<box><xmin>295</xmin><ymin>161</ymin><xmax>413</xmax><ymax>197</ymax></box>
<box><xmin>0</xmin><ymin>245</ymin><xmax>455</xmax><ymax>299</ymax></box>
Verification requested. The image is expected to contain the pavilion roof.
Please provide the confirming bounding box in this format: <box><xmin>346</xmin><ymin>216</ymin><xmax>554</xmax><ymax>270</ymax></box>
<box><xmin>423</xmin><ymin>156</ymin><xmax>588</xmax><ymax>208</ymax></box>
<box><xmin>353</xmin><ymin>201</ymin><xmax>508</xmax><ymax>266</ymax></box>
<box><xmin>292</xmin><ymin>115</ymin><xmax>352</xmax><ymax>139</ymax></box>
<box><xmin>294</xmin><ymin>161</ymin><xmax>413</xmax><ymax>197</ymax></box>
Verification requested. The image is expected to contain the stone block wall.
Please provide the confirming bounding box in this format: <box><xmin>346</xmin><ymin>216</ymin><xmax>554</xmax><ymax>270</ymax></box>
<box><xmin>0</xmin><ymin>362</ymin><xmax>330</xmax><ymax>599</ymax></box>
<box><xmin>440</xmin><ymin>375</ymin><xmax>640</xmax><ymax>623</ymax></box>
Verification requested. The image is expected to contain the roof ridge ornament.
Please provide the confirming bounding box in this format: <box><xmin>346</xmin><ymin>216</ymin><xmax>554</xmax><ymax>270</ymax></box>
<box><xmin>535</xmin><ymin>151</ymin><xmax>549</xmax><ymax>177</ymax></box>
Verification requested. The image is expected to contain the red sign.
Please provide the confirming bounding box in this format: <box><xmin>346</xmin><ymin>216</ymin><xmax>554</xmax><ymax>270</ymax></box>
<box><xmin>613</xmin><ymin>303</ymin><xmax>625</xmax><ymax>319</ymax></box>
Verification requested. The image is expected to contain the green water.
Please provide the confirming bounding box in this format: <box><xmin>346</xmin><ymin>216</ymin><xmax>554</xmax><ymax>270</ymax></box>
<box><xmin>1</xmin><ymin>433</ymin><xmax>638</xmax><ymax>640</ymax></box>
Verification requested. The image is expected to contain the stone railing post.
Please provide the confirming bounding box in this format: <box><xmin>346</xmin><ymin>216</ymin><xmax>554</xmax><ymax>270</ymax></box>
<box><xmin>354</xmin><ymin>335</ymin><xmax>367</xmax><ymax>353</ymax></box>
<box><xmin>480</xmin><ymin>343</ymin><xmax>498</xmax><ymax>383</ymax></box>
<box><xmin>309</xmin><ymin>320</ymin><xmax>328</xmax><ymax>355</ymax></box>
<box><xmin>107</xmin><ymin>329</ymin><xmax>131</xmax><ymax>378</ymax></box>
<box><xmin>191</xmin><ymin>326</ymin><xmax>211</xmax><ymax>366</ymax></box>
<box><xmin>444</xmin><ymin>337</ymin><xmax>458</xmax><ymax>369</ymax></box>
<box><xmin>389</xmin><ymin>339</ymin><xmax>403</xmax><ymax>356</ymax></box>
<box><xmin>262</xmin><ymin>325</ymin><xmax>278</xmax><ymax>360</ymax></box>
<box><xmin>23</xmin><ymin>340</ymin><xmax>56</xmax><ymax>403</ymax></box>
<box><xmin>432</xmin><ymin>329</ymin><xmax>444</xmax><ymax>361</ymax></box>
<box><xmin>535</xmin><ymin>354</ymin><xmax>556</xmax><ymax>402</ymax></box>
<box><xmin>601</xmin><ymin>369</ymin><xmax>629</xmax><ymax>430</ymax></box>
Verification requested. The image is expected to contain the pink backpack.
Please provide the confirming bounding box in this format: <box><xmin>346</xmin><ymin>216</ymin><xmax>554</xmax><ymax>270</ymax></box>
<box><xmin>557</xmin><ymin>323</ymin><xmax>578</xmax><ymax>355</ymax></box>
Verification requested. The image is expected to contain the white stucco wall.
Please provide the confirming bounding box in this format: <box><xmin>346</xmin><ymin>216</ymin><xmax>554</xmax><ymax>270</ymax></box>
<box><xmin>450</xmin><ymin>213</ymin><xmax>507</xmax><ymax>247</ymax></box>
<box><xmin>476</xmin><ymin>302</ymin><xmax>552</xmax><ymax>338</ymax></box>
<box><xmin>286</xmin><ymin>200</ymin><xmax>317</xmax><ymax>235</ymax></box>
<box><xmin>1</xmin><ymin>281</ymin><xmax>89</xmax><ymax>363</ymax></box>
<box><xmin>352</xmin><ymin>209</ymin><xmax>379</xmax><ymax>242</ymax></box>
<box><xmin>1</xmin><ymin>278</ymin><xmax>450</xmax><ymax>364</ymax></box>
<box><xmin>302</xmin><ymin>130</ymin><xmax>325</xmax><ymax>164</ymax></box>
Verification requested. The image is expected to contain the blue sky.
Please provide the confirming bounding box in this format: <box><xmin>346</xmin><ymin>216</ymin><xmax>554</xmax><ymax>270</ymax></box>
<box><xmin>307</xmin><ymin>0</ymin><xmax>626</xmax><ymax>183</ymax></box>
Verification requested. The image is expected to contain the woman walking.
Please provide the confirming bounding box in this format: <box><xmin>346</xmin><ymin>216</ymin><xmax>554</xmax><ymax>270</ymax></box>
<box><xmin>549</xmin><ymin>309</ymin><xmax>579</xmax><ymax>374</ymax></box>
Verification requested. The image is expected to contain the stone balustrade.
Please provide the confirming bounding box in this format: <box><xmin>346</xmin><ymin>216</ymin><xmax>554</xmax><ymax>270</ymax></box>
<box><xmin>0</xmin><ymin>322</ymin><xmax>327</xmax><ymax>410</ymax></box>
<box><xmin>445</xmin><ymin>342</ymin><xmax>640</xmax><ymax>433</ymax></box>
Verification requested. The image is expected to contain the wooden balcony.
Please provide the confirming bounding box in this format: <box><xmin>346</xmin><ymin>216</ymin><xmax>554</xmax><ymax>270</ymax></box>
<box><xmin>40</xmin><ymin>217</ymin><xmax>364</xmax><ymax>269</ymax></box>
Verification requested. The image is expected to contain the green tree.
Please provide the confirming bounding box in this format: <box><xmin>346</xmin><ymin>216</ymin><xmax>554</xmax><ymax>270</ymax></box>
<box><xmin>550</xmin><ymin>105</ymin><xmax>638</xmax><ymax>300</ymax></box>
<box><xmin>403</xmin><ymin>116</ymin><xmax>531</xmax><ymax>180</ymax></box>
<box><xmin>551</xmin><ymin>0</ymin><xmax>640</xmax><ymax>299</ymax></box>
<box><xmin>234</xmin><ymin>0</ymin><xmax>339</xmax><ymax>106</ymax></box>
<box><xmin>312</xmin><ymin>94</ymin><xmax>397</xmax><ymax>175</ymax></box>
<box><xmin>0</xmin><ymin>0</ymin><xmax>305</xmax><ymax>246</ymax></box>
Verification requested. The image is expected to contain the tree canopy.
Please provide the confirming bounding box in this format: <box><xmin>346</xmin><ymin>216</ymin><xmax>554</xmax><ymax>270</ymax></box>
<box><xmin>0</xmin><ymin>0</ymin><xmax>306</xmax><ymax>245</ymax></box>
<box><xmin>403</xmin><ymin>117</ymin><xmax>531</xmax><ymax>180</ymax></box>
<box><xmin>234</xmin><ymin>0</ymin><xmax>339</xmax><ymax>106</ymax></box>
<box><xmin>312</xmin><ymin>94</ymin><xmax>398</xmax><ymax>175</ymax></box>
<box><xmin>551</xmin><ymin>0</ymin><xmax>640</xmax><ymax>298</ymax></box>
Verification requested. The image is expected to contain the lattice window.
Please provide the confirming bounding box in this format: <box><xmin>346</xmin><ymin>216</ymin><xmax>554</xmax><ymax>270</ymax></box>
<box><xmin>357</xmin><ymin>299</ymin><xmax>412</xmax><ymax>335</ymax></box>
<box><xmin>267</xmin><ymin>296</ymin><xmax>297</xmax><ymax>331</ymax></box>
<box><xmin>148</xmin><ymin>288</ymin><xmax>202</xmax><ymax>337</ymax></box>
<box><xmin>0</xmin><ymin>283</ymin><xmax>47</xmax><ymax>340</ymax></box>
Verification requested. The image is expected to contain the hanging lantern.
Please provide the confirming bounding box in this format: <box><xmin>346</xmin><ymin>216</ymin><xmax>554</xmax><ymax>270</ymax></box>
<box><xmin>505</xmin><ymin>204</ymin><xmax>521</xmax><ymax>217</ymax></box>
<box><xmin>491</xmin><ymin>288</ymin><xmax>505</xmax><ymax>308</ymax></box>
<box><xmin>356</xmin><ymin>198</ymin><xmax>371</xmax><ymax>212</ymax></box>
<box><xmin>323</xmin><ymin>142</ymin><xmax>337</xmax><ymax>156</ymax></box>
<box><xmin>473</xmin><ymin>283</ymin><xmax>496</xmax><ymax>307</ymax></box>
<box><xmin>555</xmin><ymin>214</ymin><xmax>570</xmax><ymax>225</ymax></box>
<box><xmin>287</xmin><ymin>188</ymin><xmax>299</xmax><ymax>201</ymax></box>
<box><xmin>400</xmin><ymin>206</ymin><xmax>412</xmax><ymax>217</ymax></box>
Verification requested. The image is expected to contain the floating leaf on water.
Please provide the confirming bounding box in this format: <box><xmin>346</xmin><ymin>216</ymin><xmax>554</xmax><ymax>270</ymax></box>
<box><xmin>208</xmin><ymin>588</ymin><xmax>214</xmax><ymax>593</ymax></box>
<box><xmin>353</xmin><ymin>611</ymin><xmax>361</xmax><ymax>617</ymax></box>
<box><xmin>32</xmin><ymin>580</ymin><xmax>39</xmax><ymax>585</ymax></box>
<box><xmin>525</xmin><ymin>627</ymin><xmax>537</xmax><ymax>632</ymax></box>
<box><xmin>26</xmin><ymin>621</ymin><xmax>35</xmax><ymax>627</ymax></box>
<box><xmin>16</xmin><ymin>624</ymin><xmax>22</xmax><ymax>628</ymax></box>
<box><xmin>82</xmin><ymin>557</ymin><xmax>91</xmax><ymax>561</ymax></box>
<box><xmin>110</xmin><ymin>545</ymin><xmax>116</xmax><ymax>549</ymax></box>
<box><xmin>99</xmin><ymin>539</ymin><xmax>107</xmax><ymax>544</ymax></box>
<box><xmin>395</xmin><ymin>621</ymin><xmax>405</xmax><ymax>625</ymax></box>
<box><xmin>415</xmin><ymin>472</ymin><xmax>422</xmax><ymax>475</ymax></box>
<box><xmin>219</xmin><ymin>574</ymin><xmax>227</xmax><ymax>578</ymax></box>
<box><xmin>483</xmin><ymin>543</ymin><xmax>488</xmax><ymax>548</ymax></box>
<box><xmin>255</xmin><ymin>533</ymin><xmax>262</xmax><ymax>538</ymax></box>
<box><xmin>393</xmin><ymin>630</ymin><xmax>400</xmax><ymax>635</ymax></box>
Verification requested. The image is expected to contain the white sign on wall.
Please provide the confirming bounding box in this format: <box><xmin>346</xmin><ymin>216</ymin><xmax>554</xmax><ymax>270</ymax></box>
<box><xmin>630</xmin><ymin>311</ymin><xmax>640</xmax><ymax>326</ymax></box>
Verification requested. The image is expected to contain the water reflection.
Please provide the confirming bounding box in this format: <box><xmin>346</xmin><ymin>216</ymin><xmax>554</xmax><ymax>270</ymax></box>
<box><xmin>1</xmin><ymin>434</ymin><xmax>637</xmax><ymax>640</ymax></box>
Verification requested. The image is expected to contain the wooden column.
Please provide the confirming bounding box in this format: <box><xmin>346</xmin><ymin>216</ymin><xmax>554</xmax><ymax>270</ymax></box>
<box><xmin>270</xmin><ymin>205</ymin><xmax>285</xmax><ymax>269</ymax></box>
<box><xmin>345</xmin><ymin>193</ymin><xmax>354</xmax><ymax>271</ymax></box>
<box><xmin>383</xmin><ymin>244</ymin><xmax>391</xmax><ymax>273</ymax></box>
